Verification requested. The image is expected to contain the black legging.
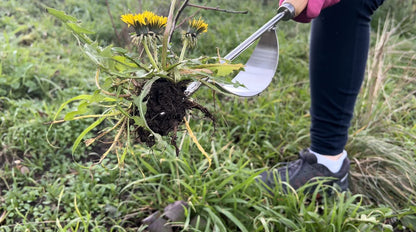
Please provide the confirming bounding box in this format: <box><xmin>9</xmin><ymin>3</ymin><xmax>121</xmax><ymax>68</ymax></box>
<box><xmin>309</xmin><ymin>0</ymin><xmax>385</xmax><ymax>155</ymax></box>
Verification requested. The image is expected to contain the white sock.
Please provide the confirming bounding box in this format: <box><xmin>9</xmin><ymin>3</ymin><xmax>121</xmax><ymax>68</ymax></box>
<box><xmin>308</xmin><ymin>149</ymin><xmax>347</xmax><ymax>173</ymax></box>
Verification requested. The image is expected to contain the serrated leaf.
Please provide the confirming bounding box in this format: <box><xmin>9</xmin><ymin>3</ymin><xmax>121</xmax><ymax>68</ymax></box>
<box><xmin>100</xmin><ymin>45</ymin><xmax>114</xmax><ymax>58</ymax></box>
<box><xmin>47</xmin><ymin>7</ymin><xmax>94</xmax><ymax>44</ymax></box>
<box><xmin>84</xmin><ymin>44</ymin><xmax>130</xmax><ymax>73</ymax></box>
<box><xmin>113</xmin><ymin>55</ymin><xmax>139</xmax><ymax>72</ymax></box>
<box><xmin>66</xmin><ymin>22</ymin><xmax>94</xmax><ymax>34</ymax></box>
<box><xmin>112</xmin><ymin>56</ymin><xmax>138</xmax><ymax>68</ymax></box>
<box><xmin>46</xmin><ymin>7</ymin><xmax>77</xmax><ymax>23</ymax></box>
<box><xmin>84</xmin><ymin>43</ymin><xmax>112</xmax><ymax>68</ymax></box>
<box><xmin>84</xmin><ymin>43</ymin><xmax>103</xmax><ymax>66</ymax></box>
<box><xmin>192</xmin><ymin>63</ymin><xmax>245</xmax><ymax>77</ymax></box>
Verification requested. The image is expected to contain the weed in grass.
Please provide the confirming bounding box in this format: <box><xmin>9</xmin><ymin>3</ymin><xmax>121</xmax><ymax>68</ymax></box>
<box><xmin>46</xmin><ymin>2</ymin><xmax>245</xmax><ymax>165</ymax></box>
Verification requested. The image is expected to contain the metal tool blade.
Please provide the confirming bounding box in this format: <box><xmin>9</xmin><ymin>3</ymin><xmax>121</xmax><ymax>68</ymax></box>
<box><xmin>218</xmin><ymin>29</ymin><xmax>278</xmax><ymax>97</ymax></box>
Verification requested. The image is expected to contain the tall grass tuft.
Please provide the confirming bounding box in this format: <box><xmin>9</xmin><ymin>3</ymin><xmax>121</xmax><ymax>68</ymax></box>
<box><xmin>349</xmin><ymin>15</ymin><xmax>416</xmax><ymax>209</ymax></box>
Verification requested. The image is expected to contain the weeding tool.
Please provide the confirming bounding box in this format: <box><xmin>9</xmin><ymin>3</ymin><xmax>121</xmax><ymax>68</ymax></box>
<box><xmin>184</xmin><ymin>0</ymin><xmax>307</xmax><ymax>97</ymax></box>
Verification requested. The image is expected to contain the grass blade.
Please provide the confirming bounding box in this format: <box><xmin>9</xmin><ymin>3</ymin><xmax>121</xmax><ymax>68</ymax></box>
<box><xmin>214</xmin><ymin>206</ymin><xmax>248</xmax><ymax>232</ymax></box>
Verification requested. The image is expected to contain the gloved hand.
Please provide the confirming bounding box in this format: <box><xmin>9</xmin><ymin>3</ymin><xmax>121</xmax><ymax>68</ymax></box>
<box><xmin>279</xmin><ymin>0</ymin><xmax>341</xmax><ymax>23</ymax></box>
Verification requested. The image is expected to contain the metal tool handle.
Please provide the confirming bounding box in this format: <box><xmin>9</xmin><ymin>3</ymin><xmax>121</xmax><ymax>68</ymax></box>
<box><xmin>281</xmin><ymin>0</ymin><xmax>309</xmax><ymax>18</ymax></box>
<box><xmin>224</xmin><ymin>4</ymin><xmax>295</xmax><ymax>61</ymax></box>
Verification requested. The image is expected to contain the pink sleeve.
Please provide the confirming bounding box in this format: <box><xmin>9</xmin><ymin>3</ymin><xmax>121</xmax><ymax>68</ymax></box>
<box><xmin>279</xmin><ymin>0</ymin><xmax>341</xmax><ymax>23</ymax></box>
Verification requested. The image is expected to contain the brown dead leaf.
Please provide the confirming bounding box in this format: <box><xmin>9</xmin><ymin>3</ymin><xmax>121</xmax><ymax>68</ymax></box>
<box><xmin>0</xmin><ymin>211</ymin><xmax>7</xmax><ymax>224</ymax></box>
<box><xmin>179</xmin><ymin>68</ymin><xmax>213</xmax><ymax>75</ymax></box>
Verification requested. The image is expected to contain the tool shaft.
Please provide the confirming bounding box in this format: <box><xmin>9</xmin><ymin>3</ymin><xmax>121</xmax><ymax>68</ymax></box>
<box><xmin>224</xmin><ymin>11</ymin><xmax>285</xmax><ymax>61</ymax></box>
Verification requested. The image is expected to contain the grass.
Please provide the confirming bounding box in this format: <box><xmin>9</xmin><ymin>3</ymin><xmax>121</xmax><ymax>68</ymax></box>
<box><xmin>1</xmin><ymin>0</ymin><xmax>416</xmax><ymax>231</ymax></box>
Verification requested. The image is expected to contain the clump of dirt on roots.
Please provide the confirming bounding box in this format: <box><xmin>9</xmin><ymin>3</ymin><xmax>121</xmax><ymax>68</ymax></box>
<box><xmin>133</xmin><ymin>79</ymin><xmax>214</xmax><ymax>154</ymax></box>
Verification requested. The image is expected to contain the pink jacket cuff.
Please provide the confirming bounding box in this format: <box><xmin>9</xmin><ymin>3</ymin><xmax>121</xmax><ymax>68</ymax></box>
<box><xmin>279</xmin><ymin>0</ymin><xmax>341</xmax><ymax>23</ymax></box>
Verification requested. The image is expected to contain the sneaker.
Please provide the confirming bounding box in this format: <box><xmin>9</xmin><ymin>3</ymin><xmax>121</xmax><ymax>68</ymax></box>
<box><xmin>259</xmin><ymin>149</ymin><xmax>350</xmax><ymax>193</ymax></box>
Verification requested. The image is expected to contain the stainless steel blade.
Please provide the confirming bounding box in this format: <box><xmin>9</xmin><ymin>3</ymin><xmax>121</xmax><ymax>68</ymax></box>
<box><xmin>218</xmin><ymin>29</ymin><xmax>278</xmax><ymax>97</ymax></box>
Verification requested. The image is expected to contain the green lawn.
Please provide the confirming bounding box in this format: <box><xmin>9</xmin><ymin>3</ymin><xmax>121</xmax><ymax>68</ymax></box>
<box><xmin>1</xmin><ymin>0</ymin><xmax>416</xmax><ymax>231</ymax></box>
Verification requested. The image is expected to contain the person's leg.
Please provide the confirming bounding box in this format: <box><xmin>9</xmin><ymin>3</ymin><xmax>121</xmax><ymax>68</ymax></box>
<box><xmin>309</xmin><ymin>0</ymin><xmax>385</xmax><ymax>156</ymax></box>
<box><xmin>260</xmin><ymin>0</ymin><xmax>385</xmax><ymax>192</ymax></box>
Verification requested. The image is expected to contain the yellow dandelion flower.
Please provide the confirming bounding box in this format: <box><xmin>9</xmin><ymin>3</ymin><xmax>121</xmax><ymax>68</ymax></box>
<box><xmin>121</xmin><ymin>13</ymin><xmax>147</xmax><ymax>36</ymax></box>
<box><xmin>121</xmin><ymin>11</ymin><xmax>167</xmax><ymax>36</ymax></box>
<box><xmin>183</xmin><ymin>17</ymin><xmax>208</xmax><ymax>48</ymax></box>
<box><xmin>133</xmin><ymin>13</ymin><xmax>146</xmax><ymax>26</ymax></box>
<box><xmin>147</xmin><ymin>15</ymin><xmax>167</xmax><ymax>35</ymax></box>
<box><xmin>121</xmin><ymin>14</ymin><xmax>136</xmax><ymax>27</ymax></box>
<box><xmin>141</xmin><ymin>11</ymin><xmax>156</xmax><ymax>23</ymax></box>
<box><xmin>188</xmin><ymin>17</ymin><xmax>208</xmax><ymax>36</ymax></box>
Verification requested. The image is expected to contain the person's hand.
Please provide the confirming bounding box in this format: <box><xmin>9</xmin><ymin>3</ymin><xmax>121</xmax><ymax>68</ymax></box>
<box><xmin>279</xmin><ymin>0</ymin><xmax>340</xmax><ymax>23</ymax></box>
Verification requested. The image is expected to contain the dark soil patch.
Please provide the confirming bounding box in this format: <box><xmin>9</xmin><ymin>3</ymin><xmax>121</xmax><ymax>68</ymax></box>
<box><xmin>145</xmin><ymin>79</ymin><xmax>189</xmax><ymax>136</ymax></box>
<box><xmin>134</xmin><ymin>79</ymin><xmax>214</xmax><ymax>154</ymax></box>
